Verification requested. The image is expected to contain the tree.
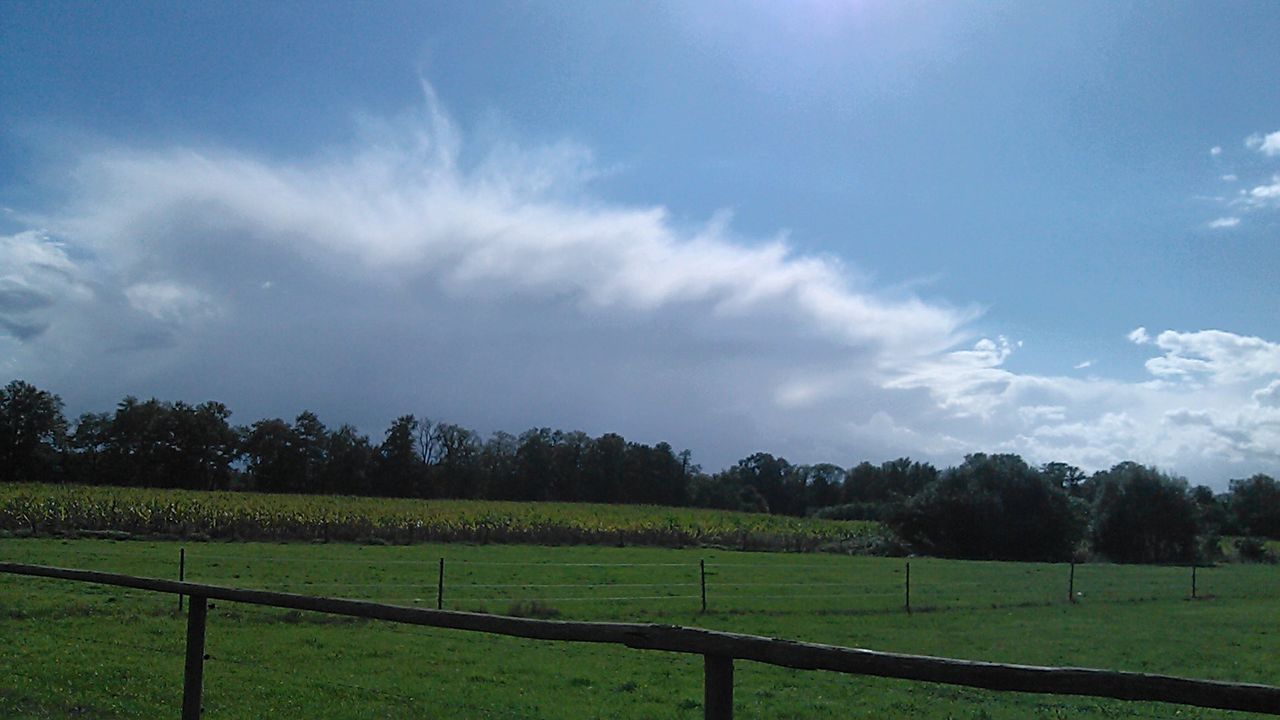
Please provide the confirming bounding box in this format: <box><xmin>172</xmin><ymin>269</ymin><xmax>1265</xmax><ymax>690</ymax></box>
<box><xmin>321</xmin><ymin>424</ymin><xmax>373</xmax><ymax>495</ymax></box>
<box><xmin>1228</xmin><ymin>474</ymin><xmax>1280</xmax><ymax>539</ymax></box>
<box><xmin>372</xmin><ymin>415</ymin><xmax>425</xmax><ymax>497</ymax></box>
<box><xmin>292</xmin><ymin>411</ymin><xmax>330</xmax><ymax>494</ymax></box>
<box><xmin>798</xmin><ymin>463</ymin><xmax>844</xmax><ymax>511</ymax></box>
<box><xmin>1090</xmin><ymin>462</ymin><xmax>1198</xmax><ymax>563</ymax></box>
<box><xmin>241</xmin><ymin>418</ymin><xmax>300</xmax><ymax>493</ymax></box>
<box><xmin>67</xmin><ymin>412</ymin><xmax>111</xmax><ymax>482</ymax></box>
<box><xmin>0</xmin><ymin>380</ymin><xmax>66</xmax><ymax>483</ymax></box>
<box><xmin>582</xmin><ymin>433</ymin><xmax>627</xmax><ymax>503</ymax></box>
<box><xmin>888</xmin><ymin>453</ymin><xmax>1083</xmax><ymax>561</ymax></box>
<box><xmin>432</xmin><ymin>422</ymin><xmax>481</xmax><ymax>498</ymax></box>
<box><xmin>479</xmin><ymin>431</ymin><xmax>518</xmax><ymax>499</ymax></box>
<box><xmin>1042</xmin><ymin>462</ymin><xmax>1086</xmax><ymax>496</ymax></box>
<box><xmin>102</xmin><ymin>397</ymin><xmax>176</xmax><ymax>487</ymax></box>
<box><xmin>727</xmin><ymin>453</ymin><xmax>802</xmax><ymax>515</ymax></box>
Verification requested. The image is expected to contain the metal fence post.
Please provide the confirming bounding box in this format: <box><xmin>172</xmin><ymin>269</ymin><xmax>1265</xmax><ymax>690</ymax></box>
<box><xmin>700</xmin><ymin>560</ymin><xmax>707</xmax><ymax>613</ymax></box>
<box><xmin>704</xmin><ymin>655</ymin><xmax>733</xmax><ymax>719</ymax></box>
<box><xmin>182</xmin><ymin>595</ymin><xmax>208</xmax><ymax>720</ymax></box>
<box><xmin>905</xmin><ymin>561</ymin><xmax>911</xmax><ymax>614</ymax></box>
<box><xmin>178</xmin><ymin>547</ymin><xmax>186</xmax><ymax>613</ymax></box>
<box><xmin>437</xmin><ymin>558</ymin><xmax>445</xmax><ymax>610</ymax></box>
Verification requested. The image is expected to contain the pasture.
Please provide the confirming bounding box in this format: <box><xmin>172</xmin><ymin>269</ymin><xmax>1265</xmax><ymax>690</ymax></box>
<box><xmin>2</xmin><ymin>538</ymin><xmax>1277</xmax><ymax>719</ymax></box>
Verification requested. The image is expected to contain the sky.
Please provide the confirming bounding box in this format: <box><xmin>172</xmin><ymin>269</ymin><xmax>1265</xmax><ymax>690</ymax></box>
<box><xmin>2</xmin><ymin>1</ymin><xmax>1278</xmax><ymax>487</ymax></box>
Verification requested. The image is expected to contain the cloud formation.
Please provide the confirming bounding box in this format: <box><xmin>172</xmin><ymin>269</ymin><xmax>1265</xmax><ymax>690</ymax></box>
<box><xmin>1246</xmin><ymin>130</ymin><xmax>1280</xmax><ymax>156</ymax></box>
<box><xmin>3</xmin><ymin>92</ymin><xmax>1279</xmax><ymax>486</ymax></box>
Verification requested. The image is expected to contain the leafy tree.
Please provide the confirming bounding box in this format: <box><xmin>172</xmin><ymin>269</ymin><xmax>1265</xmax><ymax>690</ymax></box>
<box><xmin>513</xmin><ymin>428</ymin><xmax>556</xmax><ymax>501</ymax></box>
<box><xmin>889</xmin><ymin>453</ymin><xmax>1083</xmax><ymax>561</ymax></box>
<box><xmin>478</xmin><ymin>431</ymin><xmax>518</xmax><ymax>499</ymax></box>
<box><xmin>622</xmin><ymin>441</ymin><xmax>687</xmax><ymax>506</ymax></box>
<box><xmin>1228</xmin><ymin>474</ymin><xmax>1280</xmax><ymax>539</ymax></box>
<box><xmin>797</xmin><ymin>463</ymin><xmax>844</xmax><ymax>511</ymax></box>
<box><xmin>242</xmin><ymin>418</ymin><xmax>301</xmax><ymax>493</ymax></box>
<box><xmin>581</xmin><ymin>432</ymin><xmax>627</xmax><ymax>503</ymax></box>
<box><xmin>727</xmin><ymin>453</ymin><xmax>802</xmax><ymax>515</ymax></box>
<box><xmin>842</xmin><ymin>458</ymin><xmax>936</xmax><ymax>504</ymax></box>
<box><xmin>168</xmin><ymin>401</ymin><xmax>239</xmax><ymax>490</ymax></box>
<box><xmin>102</xmin><ymin>397</ymin><xmax>177</xmax><ymax>487</ymax></box>
<box><xmin>321</xmin><ymin>424</ymin><xmax>373</xmax><ymax>495</ymax></box>
<box><xmin>0</xmin><ymin>380</ymin><xmax>66</xmax><ymax>483</ymax></box>
<box><xmin>372</xmin><ymin>415</ymin><xmax>425</xmax><ymax>497</ymax></box>
<box><xmin>1042</xmin><ymin>462</ymin><xmax>1086</xmax><ymax>496</ymax></box>
<box><xmin>1090</xmin><ymin>462</ymin><xmax>1198</xmax><ymax>563</ymax></box>
<box><xmin>432</xmin><ymin>422</ymin><xmax>481</xmax><ymax>497</ymax></box>
<box><xmin>67</xmin><ymin>412</ymin><xmax>111</xmax><ymax>482</ymax></box>
<box><xmin>291</xmin><ymin>411</ymin><xmax>330</xmax><ymax>493</ymax></box>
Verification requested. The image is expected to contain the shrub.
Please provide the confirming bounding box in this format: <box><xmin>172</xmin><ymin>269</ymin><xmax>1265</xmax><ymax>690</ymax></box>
<box><xmin>887</xmin><ymin>454</ymin><xmax>1083</xmax><ymax>562</ymax></box>
<box><xmin>1234</xmin><ymin>536</ymin><xmax>1276</xmax><ymax>564</ymax></box>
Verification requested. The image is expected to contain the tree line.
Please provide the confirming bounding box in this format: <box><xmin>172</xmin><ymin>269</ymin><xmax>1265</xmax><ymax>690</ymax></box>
<box><xmin>3</xmin><ymin>380</ymin><xmax>1277</xmax><ymax>562</ymax></box>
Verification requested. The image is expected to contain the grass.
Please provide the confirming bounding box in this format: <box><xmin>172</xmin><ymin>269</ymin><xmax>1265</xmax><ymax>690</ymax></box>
<box><xmin>2</xmin><ymin>537</ymin><xmax>1278</xmax><ymax>719</ymax></box>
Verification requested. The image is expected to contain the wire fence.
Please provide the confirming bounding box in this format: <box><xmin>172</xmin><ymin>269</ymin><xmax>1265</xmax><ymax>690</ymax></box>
<box><xmin>3</xmin><ymin>541</ymin><xmax>1276</xmax><ymax>618</ymax></box>
<box><xmin>152</xmin><ymin>549</ymin><xmax>1280</xmax><ymax>615</ymax></box>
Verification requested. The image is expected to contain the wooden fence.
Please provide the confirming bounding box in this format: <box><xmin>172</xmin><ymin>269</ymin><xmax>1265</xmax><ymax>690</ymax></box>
<box><xmin>2</xmin><ymin>562</ymin><xmax>1278</xmax><ymax>719</ymax></box>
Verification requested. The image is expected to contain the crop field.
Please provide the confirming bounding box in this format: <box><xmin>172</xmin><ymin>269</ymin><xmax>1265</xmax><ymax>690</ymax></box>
<box><xmin>2</xmin><ymin>538</ymin><xmax>1278</xmax><ymax>719</ymax></box>
<box><xmin>0</xmin><ymin>483</ymin><xmax>877</xmax><ymax>552</ymax></box>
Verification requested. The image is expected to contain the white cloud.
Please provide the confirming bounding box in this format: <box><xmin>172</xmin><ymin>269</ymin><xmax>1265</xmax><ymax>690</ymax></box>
<box><xmin>4</xmin><ymin>90</ymin><xmax>1279</xmax><ymax>487</ymax></box>
<box><xmin>1210</xmin><ymin>146</ymin><xmax>1222</xmax><ymax>156</ymax></box>
<box><xmin>1254</xmin><ymin>380</ymin><xmax>1280</xmax><ymax>408</ymax></box>
<box><xmin>1073</xmin><ymin>360</ymin><xmax>1092</xmax><ymax>370</ymax></box>
<box><xmin>124</xmin><ymin>282</ymin><xmax>216</xmax><ymax>322</ymax></box>
<box><xmin>1207</xmin><ymin>216</ymin><xmax>1240</xmax><ymax>229</ymax></box>
<box><xmin>1143</xmin><ymin>329</ymin><xmax>1280</xmax><ymax>384</ymax></box>
<box><xmin>1246</xmin><ymin>176</ymin><xmax>1280</xmax><ymax>204</ymax></box>
<box><xmin>1220</xmin><ymin>174</ymin><xmax>1237</xmax><ymax>182</ymax></box>
<box><xmin>1245</xmin><ymin>130</ymin><xmax>1280</xmax><ymax>156</ymax></box>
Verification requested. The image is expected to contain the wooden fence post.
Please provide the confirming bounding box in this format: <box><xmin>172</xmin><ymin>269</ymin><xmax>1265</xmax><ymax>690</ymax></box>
<box><xmin>1191</xmin><ymin>565</ymin><xmax>1197</xmax><ymax>600</ymax></box>
<box><xmin>904</xmin><ymin>562</ymin><xmax>911</xmax><ymax>614</ymax></box>
<box><xmin>1068</xmin><ymin>562</ymin><xmax>1075</xmax><ymax>604</ymax></box>
<box><xmin>182</xmin><ymin>595</ymin><xmax>208</xmax><ymax>720</ymax></box>
<box><xmin>700</xmin><ymin>560</ymin><xmax>707</xmax><ymax>613</ymax></box>
<box><xmin>178</xmin><ymin>547</ymin><xmax>186</xmax><ymax>613</ymax></box>
<box><xmin>704</xmin><ymin>655</ymin><xmax>733</xmax><ymax>720</ymax></box>
<box><xmin>437</xmin><ymin>558</ymin><xmax>445</xmax><ymax>610</ymax></box>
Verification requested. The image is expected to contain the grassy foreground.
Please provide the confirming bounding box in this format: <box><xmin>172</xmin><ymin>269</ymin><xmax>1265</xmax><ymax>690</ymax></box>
<box><xmin>2</xmin><ymin>538</ymin><xmax>1278</xmax><ymax>719</ymax></box>
<box><xmin>0</xmin><ymin>482</ymin><xmax>877</xmax><ymax>552</ymax></box>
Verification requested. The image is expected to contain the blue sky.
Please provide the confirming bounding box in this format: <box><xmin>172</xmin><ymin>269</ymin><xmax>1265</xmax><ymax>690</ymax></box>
<box><xmin>2</xmin><ymin>1</ymin><xmax>1279</xmax><ymax>486</ymax></box>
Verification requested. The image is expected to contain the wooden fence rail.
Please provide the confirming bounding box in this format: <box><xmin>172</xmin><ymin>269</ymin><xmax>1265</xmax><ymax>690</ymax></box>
<box><xmin>2</xmin><ymin>562</ymin><xmax>1278</xmax><ymax>719</ymax></box>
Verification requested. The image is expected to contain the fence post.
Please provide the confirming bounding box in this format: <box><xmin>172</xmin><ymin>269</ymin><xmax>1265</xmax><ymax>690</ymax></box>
<box><xmin>1191</xmin><ymin>564</ymin><xmax>1197</xmax><ymax>600</ymax></box>
<box><xmin>178</xmin><ymin>547</ymin><xmax>186</xmax><ymax>613</ymax></box>
<box><xmin>437</xmin><ymin>558</ymin><xmax>445</xmax><ymax>610</ymax></box>
<box><xmin>1068</xmin><ymin>562</ymin><xmax>1075</xmax><ymax>604</ymax></box>
<box><xmin>704</xmin><ymin>655</ymin><xmax>733</xmax><ymax>720</ymax></box>
<box><xmin>700</xmin><ymin>559</ymin><xmax>707</xmax><ymax>613</ymax></box>
<box><xmin>182</xmin><ymin>595</ymin><xmax>208</xmax><ymax>720</ymax></box>
<box><xmin>904</xmin><ymin>562</ymin><xmax>911</xmax><ymax>614</ymax></box>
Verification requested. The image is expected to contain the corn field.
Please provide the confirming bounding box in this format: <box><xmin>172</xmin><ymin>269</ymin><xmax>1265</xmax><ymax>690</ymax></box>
<box><xmin>0</xmin><ymin>482</ymin><xmax>880</xmax><ymax>552</ymax></box>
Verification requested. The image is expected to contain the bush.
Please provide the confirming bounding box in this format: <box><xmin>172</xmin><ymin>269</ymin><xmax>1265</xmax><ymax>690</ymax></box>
<box><xmin>887</xmin><ymin>454</ymin><xmax>1083</xmax><ymax>562</ymax></box>
<box><xmin>811</xmin><ymin>502</ymin><xmax>885</xmax><ymax>521</ymax></box>
<box><xmin>1234</xmin><ymin>536</ymin><xmax>1276</xmax><ymax>564</ymax></box>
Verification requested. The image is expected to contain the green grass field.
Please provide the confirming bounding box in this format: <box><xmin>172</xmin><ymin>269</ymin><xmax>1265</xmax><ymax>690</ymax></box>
<box><xmin>2</xmin><ymin>538</ymin><xmax>1277</xmax><ymax>719</ymax></box>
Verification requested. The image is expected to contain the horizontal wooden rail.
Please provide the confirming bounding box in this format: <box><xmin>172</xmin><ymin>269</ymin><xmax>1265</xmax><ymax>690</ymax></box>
<box><xmin>3</xmin><ymin>562</ymin><xmax>1279</xmax><ymax>715</ymax></box>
